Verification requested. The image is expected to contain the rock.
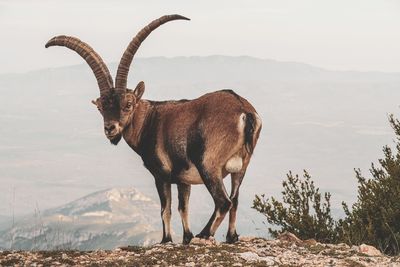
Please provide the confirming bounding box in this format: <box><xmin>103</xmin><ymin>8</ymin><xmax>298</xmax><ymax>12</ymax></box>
<box><xmin>238</xmin><ymin>251</ymin><xmax>275</xmax><ymax>265</ymax></box>
<box><xmin>277</xmin><ymin>232</ymin><xmax>302</xmax><ymax>244</ymax></box>
<box><xmin>144</xmin><ymin>249</ymin><xmax>154</xmax><ymax>255</ymax></box>
<box><xmin>336</xmin><ymin>243</ymin><xmax>350</xmax><ymax>249</ymax></box>
<box><xmin>239</xmin><ymin>236</ymin><xmax>256</xmax><ymax>242</ymax></box>
<box><xmin>358</xmin><ymin>244</ymin><xmax>382</xmax><ymax>257</ymax></box>
<box><xmin>1</xmin><ymin>236</ymin><xmax>399</xmax><ymax>266</ymax></box>
<box><xmin>303</xmin><ymin>239</ymin><xmax>317</xmax><ymax>246</ymax></box>
<box><xmin>239</xmin><ymin>251</ymin><xmax>261</xmax><ymax>262</ymax></box>
<box><xmin>350</xmin><ymin>245</ymin><xmax>359</xmax><ymax>252</ymax></box>
<box><xmin>262</xmin><ymin>256</ymin><xmax>276</xmax><ymax>266</ymax></box>
<box><xmin>190</xmin><ymin>237</ymin><xmax>220</xmax><ymax>246</ymax></box>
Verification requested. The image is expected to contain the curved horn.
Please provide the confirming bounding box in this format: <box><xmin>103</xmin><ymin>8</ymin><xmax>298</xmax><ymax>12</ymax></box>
<box><xmin>115</xmin><ymin>14</ymin><xmax>190</xmax><ymax>90</ymax></box>
<box><xmin>45</xmin><ymin>36</ymin><xmax>114</xmax><ymax>95</ymax></box>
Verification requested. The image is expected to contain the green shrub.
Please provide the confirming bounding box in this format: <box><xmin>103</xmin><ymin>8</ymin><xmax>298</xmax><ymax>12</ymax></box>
<box><xmin>253</xmin><ymin>114</ymin><xmax>400</xmax><ymax>255</ymax></box>
<box><xmin>252</xmin><ymin>170</ymin><xmax>338</xmax><ymax>243</ymax></box>
<box><xmin>338</xmin><ymin>114</ymin><xmax>400</xmax><ymax>255</ymax></box>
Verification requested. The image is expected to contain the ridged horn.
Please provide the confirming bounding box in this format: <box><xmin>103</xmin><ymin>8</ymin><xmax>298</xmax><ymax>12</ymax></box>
<box><xmin>45</xmin><ymin>35</ymin><xmax>114</xmax><ymax>95</ymax></box>
<box><xmin>115</xmin><ymin>14</ymin><xmax>190</xmax><ymax>90</ymax></box>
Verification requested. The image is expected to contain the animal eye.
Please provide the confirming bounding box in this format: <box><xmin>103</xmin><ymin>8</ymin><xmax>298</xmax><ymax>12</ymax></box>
<box><xmin>123</xmin><ymin>102</ymin><xmax>132</xmax><ymax>112</ymax></box>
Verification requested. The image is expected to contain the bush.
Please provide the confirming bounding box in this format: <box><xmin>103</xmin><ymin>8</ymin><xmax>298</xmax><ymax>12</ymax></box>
<box><xmin>253</xmin><ymin>114</ymin><xmax>400</xmax><ymax>255</ymax></box>
<box><xmin>252</xmin><ymin>170</ymin><xmax>338</xmax><ymax>243</ymax></box>
<box><xmin>338</xmin><ymin>114</ymin><xmax>400</xmax><ymax>255</ymax></box>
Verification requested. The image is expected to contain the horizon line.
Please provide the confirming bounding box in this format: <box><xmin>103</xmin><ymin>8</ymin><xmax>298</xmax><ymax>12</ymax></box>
<box><xmin>1</xmin><ymin>55</ymin><xmax>400</xmax><ymax>76</ymax></box>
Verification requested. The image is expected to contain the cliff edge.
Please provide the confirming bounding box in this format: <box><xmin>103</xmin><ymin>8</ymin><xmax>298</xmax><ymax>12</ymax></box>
<box><xmin>1</xmin><ymin>233</ymin><xmax>399</xmax><ymax>267</ymax></box>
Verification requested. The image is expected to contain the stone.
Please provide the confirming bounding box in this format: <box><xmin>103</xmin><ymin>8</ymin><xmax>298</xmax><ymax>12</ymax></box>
<box><xmin>277</xmin><ymin>232</ymin><xmax>302</xmax><ymax>244</ymax></box>
<box><xmin>350</xmin><ymin>245</ymin><xmax>359</xmax><ymax>252</ymax></box>
<box><xmin>1</xmin><ymin>236</ymin><xmax>399</xmax><ymax>266</ymax></box>
<box><xmin>239</xmin><ymin>236</ymin><xmax>256</xmax><ymax>242</ymax></box>
<box><xmin>238</xmin><ymin>251</ymin><xmax>275</xmax><ymax>265</ymax></box>
<box><xmin>358</xmin><ymin>244</ymin><xmax>382</xmax><ymax>257</ymax></box>
<box><xmin>190</xmin><ymin>237</ymin><xmax>220</xmax><ymax>246</ymax></box>
<box><xmin>239</xmin><ymin>251</ymin><xmax>261</xmax><ymax>262</ymax></box>
<box><xmin>303</xmin><ymin>239</ymin><xmax>317</xmax><ymax>246</ymax></box>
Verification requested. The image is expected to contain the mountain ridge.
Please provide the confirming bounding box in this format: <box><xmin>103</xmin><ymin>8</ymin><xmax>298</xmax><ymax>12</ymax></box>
<box><xmin>2</xmin><ymin>55</ymin><xmax>400</xmax><ymax>81</ymax></box>
<box><xmin>0</xmin><ymin>187</ymin><xmax>162</xmax><ymax>250</ymax></box>
<box><xmin>1</xmin><ymin>54</ymin><xmax>400</xmax><ymax>245</ymax></box>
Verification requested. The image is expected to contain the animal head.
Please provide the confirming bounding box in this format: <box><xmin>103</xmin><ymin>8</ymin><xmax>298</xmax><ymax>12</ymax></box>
<box><xmin>90</xmin><ymin>82</ymin><xmax>145</xmax><ymax>145</ymax></box>
<box><xmin>45</xmin><ymin>15</ymin><xmax>189</xmax><ymax>145</ymax></box>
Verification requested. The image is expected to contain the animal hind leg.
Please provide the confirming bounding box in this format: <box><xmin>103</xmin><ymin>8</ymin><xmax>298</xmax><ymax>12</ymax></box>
<box><xmin>226</xmin><ymin>170</ymin><xmax>246</xmax><ymax>243</ymax></box>
<box><xmin>177</xmin><ymin>183</ymin><xmax>194</xmax><ymax>244</ymax></box>
<box><xmin>155</xmin><ymin>179</ymin><xmax>172</xmax><ymax>243</ymax></box>
<box><xmin>195</xmin><ymin>168</ymin><xmax>232</xmax><ymax>239</ymax></box>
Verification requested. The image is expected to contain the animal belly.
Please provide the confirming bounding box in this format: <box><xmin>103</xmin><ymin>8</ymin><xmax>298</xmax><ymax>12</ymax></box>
<box><xmin>179</xmin><ymin>165</ymin><xmax>204</xmax><ymax>185</ymax></box>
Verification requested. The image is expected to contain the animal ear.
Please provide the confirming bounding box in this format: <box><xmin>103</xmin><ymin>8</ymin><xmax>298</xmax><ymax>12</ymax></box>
<box><xmin>133</xmin><ymin>81</ymin><xmax>145</xmax><ymax>100</ymax></box>
<box><xmin>91</xmin><ymin>99</ymin><xmax>98</xmax><ymax>106</ymax></box>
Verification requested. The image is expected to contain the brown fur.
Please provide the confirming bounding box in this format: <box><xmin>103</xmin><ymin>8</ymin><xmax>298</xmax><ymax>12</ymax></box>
<box><xmin>46</xmin><ymin>15</ymin><xmax>262</xmax><ymax>244</ymax></box>
<box><xmin>122</xmin><ymin>90</ymin><xmax>259</xmax><ymax>180</ymax></box>
<box><xmin>96</xmin><ymin>89</ymin><xmax>262</xmax><ymax>243</ymax></box>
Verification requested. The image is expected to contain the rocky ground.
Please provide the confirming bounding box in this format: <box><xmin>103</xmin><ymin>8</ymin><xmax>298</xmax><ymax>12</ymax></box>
<box><xmin>1</xmin><ymin>233</ymin><xmax>400</xmax><ymax>266</ymax></box>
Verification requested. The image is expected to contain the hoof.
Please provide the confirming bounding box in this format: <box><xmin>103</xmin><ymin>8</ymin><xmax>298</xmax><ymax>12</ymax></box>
<box><xmin>183</xmin><ymin>232</ymin><xmax>194</xmax><ymax>245</ymax></box>
<box><xmin>160</xmin><ymin>236</ymin><xmax>173</xmax><ymax>244</ymax></box>
<box><xmin>195</xmin><ymin>232</ymin><xmax>210</xmax><ymax>239</ymax></box>
<box><xmin>226</xmin><ymin>232</ymin><xmax>239</xmax><ymax>244</ymax></box>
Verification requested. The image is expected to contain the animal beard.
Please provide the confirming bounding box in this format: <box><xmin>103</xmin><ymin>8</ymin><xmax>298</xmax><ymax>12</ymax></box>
<box><xmin>109</xmin><ymin>133</ymin><xmax>122</xmax><ymax>145</ymax></box>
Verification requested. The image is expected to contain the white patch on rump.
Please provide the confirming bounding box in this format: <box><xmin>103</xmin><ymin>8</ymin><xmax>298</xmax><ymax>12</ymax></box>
<box><xmin>238</xmin><ymin>113</ymin><xmax>246</xmax><ymax>131</ymax></box>
<box><xmin>254</xmin><ymin>112</ymin><xmax>262</xmax><ymax>128</ymax></box>
<box><xmin>225</xmin><ymin>156</ymin><xmax>243</xmax><ymax>173</ymax></box>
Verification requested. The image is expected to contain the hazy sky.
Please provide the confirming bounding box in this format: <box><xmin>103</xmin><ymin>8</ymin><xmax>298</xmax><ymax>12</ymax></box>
<box><xmin>1</xmin><ymin>0</ymin><xmax>400</xmax><ymax>73</ymax></box>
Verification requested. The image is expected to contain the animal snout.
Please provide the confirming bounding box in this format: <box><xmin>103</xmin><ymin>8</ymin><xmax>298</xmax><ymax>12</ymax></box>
<box><xmin>104</xmin><ymin>124</ymin><xmax>117</xmax><ymax>135</ymax></box>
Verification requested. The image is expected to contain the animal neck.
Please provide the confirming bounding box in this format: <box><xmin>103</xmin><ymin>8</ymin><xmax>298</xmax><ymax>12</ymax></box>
<box><xmin>122</xmin><ymin>100</ymin><xmax>153</xmax><ymax>153</ymax></box>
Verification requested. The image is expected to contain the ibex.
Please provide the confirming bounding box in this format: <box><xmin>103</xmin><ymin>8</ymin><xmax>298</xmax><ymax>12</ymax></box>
<box><xmin>45</xmin><ymin>14</ymin><xmax>262</xmax><ymax>244</ymax></box>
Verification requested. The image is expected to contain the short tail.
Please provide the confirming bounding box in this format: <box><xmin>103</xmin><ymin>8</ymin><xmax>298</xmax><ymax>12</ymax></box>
<box><xmin>244</xmin><ymin>113</ymin><xmax>260</xmax><ymax>154</ymax></box>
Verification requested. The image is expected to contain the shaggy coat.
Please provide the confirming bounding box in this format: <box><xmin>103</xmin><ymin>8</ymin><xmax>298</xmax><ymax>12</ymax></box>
<box><xmin>46</xmin><ymin>14</ymin><xmax>262</xmax><ymax>244</ymax></box>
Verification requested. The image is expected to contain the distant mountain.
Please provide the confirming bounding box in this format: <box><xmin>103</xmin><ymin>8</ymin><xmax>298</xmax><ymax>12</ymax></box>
<box><xmin>3</xmin><ymin>56</ymin><xmax>399</xmax><ymax>86</ymax></box>
<box><xmin>0</xmin><ymin>186</ymin><xmax>267</xmax><ymax>251</ymax></box>
<box><xmin>0</xmin><ymin>188</ymin><xmax>162</xmax><ymax>250</ymax></box>
<box><xmin>1</xmin><ymin>55</ymin><xmax>400</xmax><ymax>242</ymax></box>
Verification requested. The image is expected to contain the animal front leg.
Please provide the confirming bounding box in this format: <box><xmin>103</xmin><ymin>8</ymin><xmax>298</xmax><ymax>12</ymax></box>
<box><xmin>177</xmin><ymin>183</ymin><xmax>194</xmax><ymax>244</ymax></box>
<box><xmin>226</xmin><ymin>171</ymin><xmax>246</xmax><ymax>243</ymax></box>
<box><xmin>196</xmin><ymin>171</ymin><xmax>232</xmax><ymax>239</ymax></box>
<box><xmin>155</xmin><ymin>179</ymin><xmax>172</xmax><ymax>243</ymax></box>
